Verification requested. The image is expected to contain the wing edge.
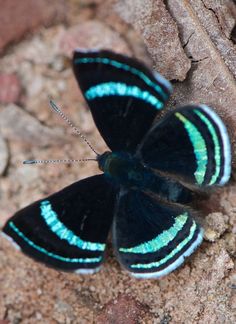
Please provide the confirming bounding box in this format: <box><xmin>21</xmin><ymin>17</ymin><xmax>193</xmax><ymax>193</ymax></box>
<box><xmin>130</xmin><ymin>227</ymin><xmax>203</xmax><ymax>279</ymax></box>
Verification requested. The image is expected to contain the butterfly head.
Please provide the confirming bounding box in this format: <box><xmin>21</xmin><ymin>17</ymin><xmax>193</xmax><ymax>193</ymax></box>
<box><xmin>97</xmin><ymin>151</ymin><xmax>112</xmax><ymax>172</ymax></box>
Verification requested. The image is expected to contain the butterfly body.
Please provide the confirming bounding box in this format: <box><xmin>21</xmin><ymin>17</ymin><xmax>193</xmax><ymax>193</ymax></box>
<box><xmin>99</xmin><ymin>151</ymin><xmax>147</xmax><ymax>188</ymax></box>
<box><xmin>2</xmin><ymin>50</ymin><xmax>231</xmax><ymax>279</ymax></box>
<box><xmin>98</xmin><ymin>151</ymin><xmax>191</xmax><ymax>203</ymax></box>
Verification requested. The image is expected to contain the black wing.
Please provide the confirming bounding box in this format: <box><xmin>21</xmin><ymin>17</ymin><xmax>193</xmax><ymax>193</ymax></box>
<box><xmin>113</xmin><ymin>190</ymin><xmax>203</xmax><ymax>279</ymax></box>
<box><xmin>138</xmin><ymin>105</ymin><xmax>231</xmax><ymax>186</ymax></box>
<box><xmin>2</xmin><ymin>175</ymin><xmax>115</xmax><ymax>273</ymax></box>
<box><xmin>73</xmin><ymin>50</ymin><xmax>172</xmax><ymax>153</ymax></box>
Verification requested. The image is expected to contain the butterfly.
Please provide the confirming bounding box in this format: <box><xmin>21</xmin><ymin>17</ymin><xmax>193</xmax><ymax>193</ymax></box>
<box><xmin>2</xmin><ymin>50</ymin><xmax>231</xmax><ymax>279</ymax></box>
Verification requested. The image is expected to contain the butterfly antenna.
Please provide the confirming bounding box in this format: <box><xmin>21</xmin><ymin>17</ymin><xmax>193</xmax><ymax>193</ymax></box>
<box><xmin>23</xmin><ymin>158</ymin><xmax>97</xmax><ymax>165</ymax></box>
<box><xmin>49</xmin><ymin>99</ymin><xmax>99</xmax><ymax>155</ymax></box>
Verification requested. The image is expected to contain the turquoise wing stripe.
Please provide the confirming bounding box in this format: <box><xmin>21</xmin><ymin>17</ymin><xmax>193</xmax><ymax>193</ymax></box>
<box><xmin>119</xmin><ymin>213</ymin><xmax>188</xmax><ymax>254</ymax></box>
<box><xmin>74</xmin><ymin>57</ymin><xmax>169</xmax><ymax>101</ymax></box>
<box><xmin>194</xmin><ymin>109</ymin><xmax>221</xmax><ymax>185</ymax></box>
<box><xmin>8</xmin><ymin>222</ymin><xmax>101</xmax><ymax>263</ymax></box>
<box><xmin>85</xmin><ymin>82</ymin><xmax>163</xmax><ymax>110</ymax></box>
<box><xmin>40</xmin><ymin>200</ymin><xmax>105</xmax><ymax>252</ymax></box>
<box><xmin>175</xmin><ymin>112</ymin><xmax>208</xmax><ymax>185</ymax></box>
<box><xmin>131</xmin><ymin>221</ymin><xmax>197</xmax><ymax>269</ymax></box>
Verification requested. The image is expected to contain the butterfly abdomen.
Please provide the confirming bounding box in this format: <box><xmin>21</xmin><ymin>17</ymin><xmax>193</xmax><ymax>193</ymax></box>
<box><xmin>98</xmin><ymin>152</ymin><xmax>191</xmax><ymax>203</ymax></box>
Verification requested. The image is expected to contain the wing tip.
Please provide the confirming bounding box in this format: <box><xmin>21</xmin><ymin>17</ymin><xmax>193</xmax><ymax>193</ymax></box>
<box><xmin>1</xmin><ymin>230</ymin><xmax>21</xmax><ymax>251</ymax></box>
<box><xmin>199</xmin><ymin>104</ymin><xmax>231</xmax><ymax>185</ymax></box>
<box><xmin>153</xmin><ymin>71</ymin><xmax>173</xmax><ymax>94</ymax></box>
<box><xmin>130</xmin><ymin>228</ymin><xmax>204</xmax><ymax>279</ymax></box>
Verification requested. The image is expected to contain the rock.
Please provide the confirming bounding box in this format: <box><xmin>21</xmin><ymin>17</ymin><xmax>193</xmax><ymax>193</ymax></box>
<box><xmin>204</xmin><ymin>228</ymin><xmax>219</xmax><ymax>242</ymax></box>
<box><xmin>52</xmin><ymin>300</ymin><xmax>76</xmax><ymax>323</ymax></box>
<box><xmin>204</xmin><ymin>212</ymin><xmax>229</xmax><ymax>242</ymax></box>
<box><xmin>0</xmin><ymin>135</ymin><xmax>9</xmax><ymax>175</ymax></box>
<box><xmin>0</xmin><ymin>104</ymin><xmax>66</xmax><ymax>147</ymax></box>
<box><xmin>0</xmin><ymin>74</ymin><xmax>22</xmax><ymax>104</ymax></box>
<box><xmin>114</xmin><ymin>0</ymin><xmax>191</xmax><ymax>81</ymax></box>
<box><xmin>224</xmin><ymin>233</ymin><xmax>236</xmax><ymax>257</ymax></box>
<box><xmin>58</xmin><ymin>20</ymin><xmax>131</xmax><ymax>57</ymax></box>
<box><xmin>0</xmin><ymin>0</ymin><xmax>67</xmax><ymax>53</ymax></box>
<box><xmin>166</xmin><ymin>0</ymin><xmax>236</xmax><ymax>162</ymax></box>
<box><xmin>187</xmin><ymin>0</ymin><xmax>236</xmax><ymax>78</ymax></box>
<box><xmin>97</xmin><ymin>294</ymin><xmax>149</xmax><ymax>324</ymax></box>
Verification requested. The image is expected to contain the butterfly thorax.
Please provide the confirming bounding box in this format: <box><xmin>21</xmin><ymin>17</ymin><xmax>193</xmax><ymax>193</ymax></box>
<box><xmin>98</xmin><ymin>151</ymin><xmax>191</xmax><ymax>203</ymax></box>
<box><xmin>98</xmin><ymin>151</ymin><xmax>144</xmax><ymax>187</ymax></box>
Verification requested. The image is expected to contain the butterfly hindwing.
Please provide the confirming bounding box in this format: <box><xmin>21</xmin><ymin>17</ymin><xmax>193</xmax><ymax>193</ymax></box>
<box><xmin>73</xmin><ymin>50</ymin><xmax>172</xmax><ymax>152</ymax></box>
<box><xmin>113</xmin><ymin>189</ymin><xmax>203</xmax><ymax>279</ymax></box>
<box><xmin>138</xmin><ymin>105</ymin><xmax>231</xmax><ymax>187</ymax></box>
<box><xmin>3</xmin><ymin>175</ymin><xmax>115</xmax><ymax>273</ymax></box>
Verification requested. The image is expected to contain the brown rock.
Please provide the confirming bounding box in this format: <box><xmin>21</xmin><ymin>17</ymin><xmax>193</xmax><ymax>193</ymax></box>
<box><xmin>0</xmin><ymin>74</ymin><xmax>22</xmax><ymax>104</ymax></box>
<box><xmin>58</xmin><ymin>20</ymin><xmax>131</xmax><ymax>57</ymax></box>
<box><xmin>0</xmin><ymin>104</ymin><xmax>66</xmax><ymax>147</ymax></box>
<box><xmin>188</xmin><ymin>0</ymin><xmax>236</xmax><ymax>78</ymax></box>
<box><xmin>0</xmin><ymin>0</ymin><xmax>67</xmax><ymax>53</ymax></box>
<box><xmin>97</xmin><ymin>294</ymin><xmax>149</xmax><ymax>324</ymax></box>
<box><xmin>114</xmin><ymin>0</ymin><xmax>191</xmax><ymax>81</ymax></box>
<box><xmin>166</xmin><ymin>0</ymin><xmax>236</xmax><ymax>162</ymax></box>
<box><xmin>0</xmin><ymin>135</ymin><xmax>9</xmax><ymax>175</ymax></box>
<box><xmin>204</xmin><ymin>212</ymin><xmax>229</xmax><ymax>242</ymax></box>
<box><xmin>224</xmin><ymin>232</ymin><xmax>236</xmax><ymax>257</ymax></box>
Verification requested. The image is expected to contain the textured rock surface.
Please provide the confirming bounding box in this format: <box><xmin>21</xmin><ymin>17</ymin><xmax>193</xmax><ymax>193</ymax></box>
<box><xmin>114</xmin><ymin>0</ymin><xmax>191</xmax><ymax>81</ymax></box>
<box><xmin>0</xmin><ymin>135</ymin><xmax>8</xmax><ymax>175</ymax></box>
<box><xmin>0</xmin><ymin>1</ymin><xmax>235</xmax><ymax>323</ymax></box>
<box><xmin>0</xmin><ymin>74</ymin><xmax>22</xmax><ymax>104</ymax></box>
<box><xmin>58</xmin><ymin>20</ymin><xmax>131</xmax><ymax>57</ymax></box>
<box><xmin>0</xmin><ymin>0</ymin><xmax>67</xmax><ymax>53</ymax></box>
<box><xmin>97</xmin><ymin>294</ymin><xmax>149</xmax><ymax>323</ymax></box>
<box><xmin>166</xmin><ymin>0</ymin><xmax>236</xmax><ymax>161</ymax></box>
<box><xmin>0</xmin><ymin>104</ymin><xmax>66</xmax><ymax>147</ymax></box>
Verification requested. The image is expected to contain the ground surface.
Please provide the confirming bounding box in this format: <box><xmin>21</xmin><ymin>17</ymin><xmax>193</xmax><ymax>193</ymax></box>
<box><xmin>0</xmin><ymin>1</ymin><xmax>235</xmax><ymax>323</ymax></box>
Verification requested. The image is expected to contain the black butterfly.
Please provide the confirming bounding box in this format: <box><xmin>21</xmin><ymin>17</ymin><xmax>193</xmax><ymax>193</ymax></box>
<box><xmin>2</xmin><ymin>50</ymin><xmax>231</xmax><ymax>279</ymax></box>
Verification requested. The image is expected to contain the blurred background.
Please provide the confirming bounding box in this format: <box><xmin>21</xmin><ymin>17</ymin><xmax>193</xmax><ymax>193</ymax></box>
<box><xmin>0</xmin><ymin>1</ymin><xmax>235</xmax><ymax>323</ymax></box>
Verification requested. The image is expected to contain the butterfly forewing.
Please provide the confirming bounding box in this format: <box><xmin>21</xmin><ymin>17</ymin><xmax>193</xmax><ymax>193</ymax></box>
<box><xmin>3</xmin><ymin>175</ymin><xmax>115</xmax><ymax>272</ymax></box>
<box><xmin>113</xmin><ymin>190</ymin><xmax>203</xmax><ymax>279</ymax></box>
<box><xmin>138</xmin><ymin>105</ymin><xmax>231</xmax><ymax>187</ymax></box>
<box><xmin>73</xmin><ymin>50</ymin><xmax>172</xmax><ymax>152</ymax></box>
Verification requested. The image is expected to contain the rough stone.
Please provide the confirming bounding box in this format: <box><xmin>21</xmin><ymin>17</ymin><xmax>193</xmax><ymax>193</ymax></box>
<box><xmin>97</xmin><ymin>294</ymin><xmax>149</xmax><ymax>324</ymax></box>
<box><xmin>114</xmin><ymin>0</ymin><xmax>191</xmax><ymax>81</ymax></box>
<box><xmin>0</xmin><ymin>74</ymin><xmax>22</xmax><ymax>104</ymax></box>
<box><xmin>58</xmin><ymin>20</ymin><xmax>131</xmax><ymax>57</ymax></box>
<box><xmin>0</xmin><ymin>104</ymin><xmax>66</xmax><ymax>147</ymax></box>
<box><xmin>224</xmin><ymin>232</ymin><xmax>236</xmax><ymax>257</ymax></box>
<box><xmin>0</xmin><ymin>135</ymin><xmax>9</xmax><ymax>175</ymax></box>
<box><xmin>166</xmin><ymin>0</ymin><xmax>236</xmax><ymax>163</ymax></box>
<box><xmin>188</xmin><ymin>0</ymin><xmax>236</xmax><ymax>78</ymax></box>
<box><xmin>0</xmin><ymin>0</ymin><xmax>67</xmax><ymax>53</ymax></box>
<box><xmin>204</xmin><ymin>212</ymin><xmax>229</xmax><ymax>242</ymax></box>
